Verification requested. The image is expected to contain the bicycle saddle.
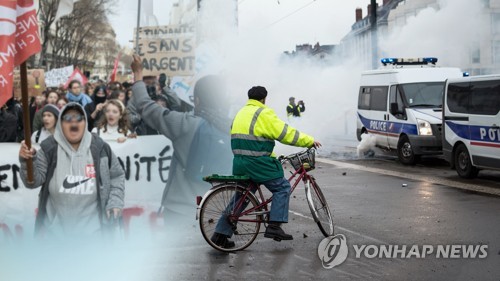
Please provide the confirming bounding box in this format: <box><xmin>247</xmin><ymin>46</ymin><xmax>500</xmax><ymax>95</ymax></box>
<box><xmin>202</xmin><ymin>174</ymin><xmax>251</xmax><ymax>183</ymax></box>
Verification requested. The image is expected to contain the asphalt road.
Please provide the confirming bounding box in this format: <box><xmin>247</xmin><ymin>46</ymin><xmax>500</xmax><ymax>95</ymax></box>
<box><xmin>140</xmin><ymin>155</ymin><xmax>500</xmax><ymax>281</ymax></box>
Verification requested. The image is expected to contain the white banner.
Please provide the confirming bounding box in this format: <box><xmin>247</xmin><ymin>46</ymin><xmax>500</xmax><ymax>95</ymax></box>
<box><xmin>45</xmin><ymin>65</ymin><xmax>74</xmax><ymax>87</ymax></box>
<box><xmin>0</xmin><ymin>135</ymin><xmax>172</xmax><ymax>239</ymax></box>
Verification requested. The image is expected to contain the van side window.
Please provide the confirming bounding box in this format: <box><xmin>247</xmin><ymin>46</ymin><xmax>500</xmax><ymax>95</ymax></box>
<box><xmin>358</xmin><ymin>86</ymin><xmax>388</xmax><ymax>111</ymax></box>
<box><xmin>447</xmin><ymin>82</ymin><xmax>470</xmax><ymax>113</ymax></box>
<box><xmin>470</xmin><ymin>80</ymin><xmax>500</xmax><ymax>115</ymax></box>
<box><xmin>370</xmin><ymin>86</ymin><xmax>388</xmax><ymax>111</ymax></box>
<box><xmin>389</xmin><ymin>85</ymin><xmax>406</xmax><ymax>119</ymax></box>
<box><xmin>358</xmin><ymin>87</ymin><xmax>371</xmax><ymax>110</ymax></box>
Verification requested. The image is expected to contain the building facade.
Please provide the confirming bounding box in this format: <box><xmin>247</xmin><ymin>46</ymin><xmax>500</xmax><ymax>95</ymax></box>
<box><xmin>339</xmin><ymin>0</ymin><xmax>403</xmax><ymax>70</ymax></box>
<box><xmin>386</xmin><ymin>0</ymin><xmax>500</xmax><ymax>75</ymax></box>
<box><xmin>339</xmin><ymin>0</ymin><xmax>500</xmax><ymax>74</ymax></box>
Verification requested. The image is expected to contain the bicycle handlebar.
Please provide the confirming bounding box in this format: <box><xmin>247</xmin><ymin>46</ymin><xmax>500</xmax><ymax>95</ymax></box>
<box><xmin>279</xmin><ymin>148</ymin><xmax>316</xmax><ymax>163</ymax></box>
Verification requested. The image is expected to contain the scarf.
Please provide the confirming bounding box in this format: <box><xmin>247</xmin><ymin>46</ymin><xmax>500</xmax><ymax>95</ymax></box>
<box><xmin>93</xmin><ymin>95</ymin><xmax>107</xmax><ymax>105</ymax></box>
<box><xmin>67</xmin><ymin>92</ymin><xmax>91</xmax><ymax>107</ymax></box>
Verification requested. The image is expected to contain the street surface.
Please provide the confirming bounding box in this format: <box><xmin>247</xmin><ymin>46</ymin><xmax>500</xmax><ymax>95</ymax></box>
<box><xmin>146</xmin><ymin>153</ymin><xmax>500</xmax><ymax>281</ymax></box>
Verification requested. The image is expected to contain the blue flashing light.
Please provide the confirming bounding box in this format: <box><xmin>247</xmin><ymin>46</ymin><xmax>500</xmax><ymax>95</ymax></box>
<box><xmin>423</xmin><ymin>57</ymin><xmax>438</xmax><ymax>64</ymax></box>
<box><xmin>463</xmin><ymin>72</ymin><xmax>470</xmax><ymax>77</ymax></box>
<box><xmin>380</xmin><ymin>57</ymin><xmax>439</xmax><ymax>66</ymax></box>
<box><xmin>381</xmin><ymin>58</ymin><xmax>397</xmax><ymax>65</ymax></box>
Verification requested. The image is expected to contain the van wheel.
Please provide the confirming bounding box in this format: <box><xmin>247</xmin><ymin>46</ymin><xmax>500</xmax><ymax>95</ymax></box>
<box><xmin>454</xmin><ymin>144</ymin><xmax>478</xmax><ymax>179</ymax></box>
<box><xmin>397</xmin><ymin>135</ymin><xmax>419</xmax><ymax>165</ymax></box>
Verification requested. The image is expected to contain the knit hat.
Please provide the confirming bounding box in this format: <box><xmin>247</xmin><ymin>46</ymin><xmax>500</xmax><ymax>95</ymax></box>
<box><xmin>42</xmin><ymin>104</ymin><xmax>60</xmax><ymax>119</ymax></box>
<box><xmin>248</xmin><ymin>86</ymin><xmax>267</xmax><ymax>100</ymax></box>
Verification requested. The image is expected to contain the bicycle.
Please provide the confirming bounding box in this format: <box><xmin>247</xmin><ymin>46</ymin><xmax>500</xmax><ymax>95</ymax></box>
<box><xmin>196</xmin><ymin>148</ymin><xmax>334</xmax><ymax>252</ymax></box>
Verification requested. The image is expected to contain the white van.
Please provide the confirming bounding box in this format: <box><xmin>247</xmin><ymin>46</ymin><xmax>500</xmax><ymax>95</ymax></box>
<box><xmin>356</xmin><ymin>58</ymin><xmax>463</xmax><ymax>164</ymax></box>
<box><xmin>443</xmin><ymin>75</ymin><xmax>500</xmax><ymax>178</ymax></box>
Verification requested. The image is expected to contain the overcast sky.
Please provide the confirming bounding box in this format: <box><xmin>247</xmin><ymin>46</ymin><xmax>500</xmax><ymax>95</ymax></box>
<box><xmin>109</xmin><ymin>0</ymin><xmax>376</xmax><ymax>52</ymax></box>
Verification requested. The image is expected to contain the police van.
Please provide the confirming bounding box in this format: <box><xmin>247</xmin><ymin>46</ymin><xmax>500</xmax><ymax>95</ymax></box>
<box><xmin>443</xmin><ymin>75</ymin><xmax>500</xmax><ymax>178</ymax></box>
<box><xmin>356</xmin><ymin>57</ymin><xmax>463</xmax><ymax>164</ymax></box>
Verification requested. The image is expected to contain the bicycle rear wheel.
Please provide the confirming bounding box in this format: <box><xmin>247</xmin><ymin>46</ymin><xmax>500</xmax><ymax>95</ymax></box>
<box><xmin>199</xmin><ymin>184</ymin><xmax>261</xmax><ymax>252</ymax></box>
<box><xmin>305</xmin><ymin>177</ymin><xmax>334</xmax><ymax>237</ymax></box>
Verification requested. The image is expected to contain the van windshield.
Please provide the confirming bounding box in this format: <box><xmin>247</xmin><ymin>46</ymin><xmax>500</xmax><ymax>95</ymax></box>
<box><xmin>399</xmin><ymin>82</ymin><xmax>445</xmax><ymax>108</ymax></box>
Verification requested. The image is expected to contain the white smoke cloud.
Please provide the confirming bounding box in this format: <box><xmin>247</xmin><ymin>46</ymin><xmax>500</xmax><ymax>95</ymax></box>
<box><xmin>181</xmin><ymin>0</ymin><xmax>489</xmax><ymax>158</ymax></box>
<box><xmin>196</xmin><ymin>1</ymin><xmax>365</xmax><ymax>157</ymax></box>
<box><xmin>357</xmin><ymin>133</ymin><xmax>377</xmax><ymax>157</ymax></box>
<box><xmin>379</xmin><ymin>0</ymin><xmax>484</xmax><ymax>68</ymax></box>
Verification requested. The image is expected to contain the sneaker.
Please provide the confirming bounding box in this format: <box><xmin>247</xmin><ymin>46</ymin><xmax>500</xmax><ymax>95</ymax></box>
<box><xmin>210</xmin><ymin>232</ymin><xmax>235</xmax><ymax>249</ymax></box>
<box><xmin>264</xmin><ymin>224</ymin><xmax>293</xmax><ymax>241</ymax></box>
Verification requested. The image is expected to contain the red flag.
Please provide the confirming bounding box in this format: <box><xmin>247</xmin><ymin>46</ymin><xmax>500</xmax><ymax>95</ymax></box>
<box><xmin>109</xmin><ymin>53</ymin><xmax>121</xmax><ymax>82</ymax></box>
<box><xmin>63</xmin><ymin>67</ymin><xmax>88</xmax><ymax>89</ymax></box>
<box><xmin>0</xmin><ymin>0</ymin><xmax>42</xmax><ymax>107</ymax></box>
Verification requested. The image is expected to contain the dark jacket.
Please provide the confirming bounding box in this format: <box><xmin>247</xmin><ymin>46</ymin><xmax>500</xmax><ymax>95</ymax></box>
<box><xmin>0</xmin><ymin>109</ymin><xmax>18</xmax><ymax>142</ymax></box>
<box><xmin>6</xmin><ymin>100</ymin><xmax>24</xmax><ymax>142</ymax></box>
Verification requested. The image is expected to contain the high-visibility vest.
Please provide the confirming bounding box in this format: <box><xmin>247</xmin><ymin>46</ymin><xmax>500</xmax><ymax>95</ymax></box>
<box><xmin>231</xmin><ymin>99</ymin><xmax>314</xmax><ymax>182</ymax></box>
<box><xmin>287</xmin><ymin>104</ymin><xmax>301</xmax><ymax>117</ymax></box>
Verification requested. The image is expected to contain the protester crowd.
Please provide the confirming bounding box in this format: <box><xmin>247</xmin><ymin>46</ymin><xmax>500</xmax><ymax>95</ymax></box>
<box><xmin>0</xmin><ymin>76</ymin><xmax>188</xmax><ymax>143</ymax></box>
<box><xmin>12</xmin><ymin>73</ymin><xmax>190</xmax><ymax>239</ymax></box>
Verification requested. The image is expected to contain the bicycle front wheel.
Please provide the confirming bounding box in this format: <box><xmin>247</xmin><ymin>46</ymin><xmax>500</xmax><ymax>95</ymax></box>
<box><xmin>199</xmin><ymin>184</ymin><xmax>261</xmax><ymax>252</ymax></box>
<box><xmin>305</xmin><ymin>177</ymin><xmax>334</xmax><ymax>237</ymax></box>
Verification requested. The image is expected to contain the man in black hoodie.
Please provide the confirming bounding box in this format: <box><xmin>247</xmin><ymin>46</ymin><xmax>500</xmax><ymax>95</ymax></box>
<box><xmin>19</xmin><ymin>102</ymin><xmax>125</xmax><ymax>237</ymax></box>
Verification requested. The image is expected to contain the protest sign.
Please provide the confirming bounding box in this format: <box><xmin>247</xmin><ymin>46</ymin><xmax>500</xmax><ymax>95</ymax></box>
<box><xmin>134</xmin><ymin>24</ymin><xmax>195</xmax><ymax>40</ymax></box>
<box><xmin>12</xmin><ymin>69</ymin><xmax>45</xmax><ymax>98</ymax></box>
<box><xmin>170</xmin><ymin>76</ymin><xmax>195</xmax><ymax>106</ymax></box>
<box><xmin>45</xmin><ymin>65</ymin><xmax>74</xmax><ymax>87</ymax></box>
<box><xmin>63</xmin><ymin>67</ymin><xmax>88</xmax><ymax>88</ymax></box>
<box><xmin>135</xmin><ymin>24</ymin><xmax>196</xmax><ymax>77</ymax></box>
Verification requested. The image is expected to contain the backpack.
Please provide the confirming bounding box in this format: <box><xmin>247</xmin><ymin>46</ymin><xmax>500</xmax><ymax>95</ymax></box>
<box><xmin>185</xmin><ymin>119</ymin><xmax>233</xmax><ymax>182</ymax></box>
<box><xmin>35</xmin><ymin>129</ymin><xmax>42</xmax><ymax>143</ymax></box>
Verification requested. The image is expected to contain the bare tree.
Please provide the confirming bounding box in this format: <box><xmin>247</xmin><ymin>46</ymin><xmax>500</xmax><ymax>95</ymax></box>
<box><xmin>38</xmin><ymin>0</ymin><xmax>118</xmax><ymax>71</ymax></box>
<box><xmin>37</xmin><ymin>0</ymin><xmax>58</xmax><ymax>68</ymax></box>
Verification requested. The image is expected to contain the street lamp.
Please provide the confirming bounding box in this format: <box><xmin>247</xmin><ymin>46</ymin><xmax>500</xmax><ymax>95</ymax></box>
<box><xmin>370</xmin><ymin>0</ymin><xmax>378</xmax><ymax>69</ymax></box>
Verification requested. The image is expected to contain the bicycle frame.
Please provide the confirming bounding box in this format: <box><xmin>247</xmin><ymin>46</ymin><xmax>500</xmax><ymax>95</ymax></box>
<box><xmin>229</xmin><ymin>165</ymin><xmax>312</xmax><ymax>224</ymax></box>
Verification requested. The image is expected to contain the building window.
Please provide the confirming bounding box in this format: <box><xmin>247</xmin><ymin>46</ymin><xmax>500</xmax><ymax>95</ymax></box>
<box><xmin>493</xmin><ymin>14</ymin><xmax>500</xmax><ymax>35</ymax></box>
<box><xmin>471</xmin><ymin>42</ymin><xmax>480</xmax><ymax>64</ymax></box>
<box><xmin>493</xmin><ymin>42</ymin><xmax>500</xmax><ymax>64</ymax></box>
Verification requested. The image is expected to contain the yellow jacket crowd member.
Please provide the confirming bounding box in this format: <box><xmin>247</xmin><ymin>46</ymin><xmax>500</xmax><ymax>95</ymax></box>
<box><xmin>286</xmin><ymin>96</ymin><xmax>305</xmax><ymax>118</ymax></box>
<box><xmin>211</xmin><ymin>86</ymin><xmax>321</xmax><ymax>249</ymax></box>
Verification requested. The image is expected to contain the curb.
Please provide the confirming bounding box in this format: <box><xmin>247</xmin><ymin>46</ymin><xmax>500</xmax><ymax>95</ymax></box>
<box><xmin>316</xmin><ymin>158</ymin><xmax>500</xmax><ymax>197</ymax></box>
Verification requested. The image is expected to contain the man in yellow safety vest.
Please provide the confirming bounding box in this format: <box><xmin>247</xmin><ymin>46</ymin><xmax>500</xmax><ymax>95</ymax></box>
<box><xmin>211</xmin><ymin>86</ymin><xmax>321</xmax><ymax>249</ymax></box>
